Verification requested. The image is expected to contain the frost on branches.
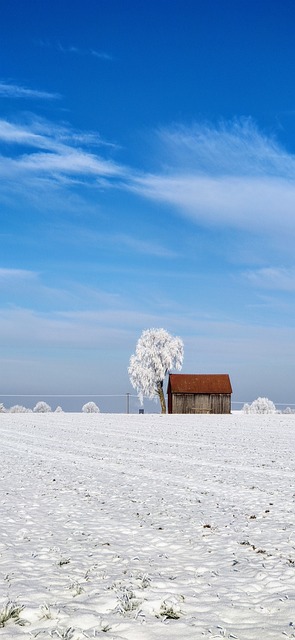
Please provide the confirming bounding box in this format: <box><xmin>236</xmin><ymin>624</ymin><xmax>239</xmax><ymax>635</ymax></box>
<box><xmin>82</xmin><ymin>401</ymin><xmax>100</xmax><ymax>413</ymax></box>
<box><xmin>243</xmin><ymin>397</ymin><xmax>277</xmax><ymax>414</ymax></box>
<box><xmin>33</xmin><ymin>401</ymin><xmax>52</xmax><ymax>413</ymax></box>
<box><xmin>128</xmin><ymin>328</ymin><xmax>184</xmax><ymax>413</ymax></box>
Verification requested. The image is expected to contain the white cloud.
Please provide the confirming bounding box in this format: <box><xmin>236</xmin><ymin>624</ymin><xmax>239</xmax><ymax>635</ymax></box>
<box><xmin>243</xmin><ymin>267</ymin><xmax>295</xmax><ymax>291</ymax></box>
<box><xmin>0</xmin><ymin>118</ymin><xmax>117</xmax><ymax>150</ymax></box>
<box><xmin>0</xmin><ymin>81</ymin><xmax>60</xmax><ymax>100</ymax></box>
<box><xmin>58</xmin><ymin>43</ymin><xmax>113</xmax><ymax>60</ymax></box>
<box><xmin>0</xmin><ymin>119</ymin><xmax>55</xmax><ymax>147</ymax></box>
<box><xmin>0</xmin><ymin>307</ymin><xmax>163</xmax><ymax>348</ymax></box>
<box><xmin>132</xmin><ymin>173</ymin><xmax>295</xmax><ymax>232</ymax></box>
<box><xmin>154</xmin><ymin>119</ymin><xmax>294</xmax><ymax>177</ymax></box>
<box><xmin>106</xmin><ymin>233</ymin><xmax>178</xmax><ymax>258</ymax></box>
<box><xmin>0</xmin><ymin>268</ymin><xmax>131</xmax><ymax>309</ymax></box>
<box><xmin>0</xmin><ymin>118</ymin><xmax>124</xmax><ymax>188</ymax></box>
<box><xmin>38</xmin><ymin>40</ymin><xmax>113</xmax><ymax>61</ymax></box>
<box><xmin>1</xmin><ymin>115</ymin><xmax>295</xmax><ymax>255</ymax></box>
<box><xmin>130</xmin><ymin>120</ymin><xmax>295</xmax><ymax>236</ymax></box>
<box><xmin>90</xmin><ymin>49</ymin><xmax>113</xmax><ymax>61</ymax></box>
<box><xmin>17</xmin><ymin>149</ymin><xmax>122</xmax><ymax>177</ymax></box>
<box><xmin>0</xmin><ymin>268</ymin><xmax>37</xmax><ymax>281</ymax></box>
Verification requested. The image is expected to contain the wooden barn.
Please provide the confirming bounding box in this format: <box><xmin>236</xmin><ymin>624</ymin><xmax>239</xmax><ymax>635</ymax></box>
<box><xmin>167</xmin><ymin>374</ymin><xmax>232</xmax><ymax>414</ymax></box>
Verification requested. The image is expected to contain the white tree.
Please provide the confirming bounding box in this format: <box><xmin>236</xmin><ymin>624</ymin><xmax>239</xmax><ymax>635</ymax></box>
<box><xmin>283</xmin><ymin>406</ymin><xmax>295</xmax><ymax>414</ymax></box>
<box><xmin>0</xmin><ymin>403</ymin><xmax>6</xmax><ymax>413</ymax></box>
<box><xmin>33</xmin><ymin>401</ymin><xmax>52</xmax><ymax>413</ymax></box>
<box><xmin>55</xmin><ymin>405</ymin><xmax>63</xmax><ymax>412</ymax></box>
<box><xmin>82</xmin><ymin>401</ymin><xmax>100</xmax><ymax>413</ymax></box>
<box><xmin>128</xmin><ymin>328</ymin><xmax>184</xmax><ymax>413</ymax></box>
<box><xmin>243</xmin><ymin>397</ymin><xmax>277</xmax><ymax>414</ymax></box>
<box><xmin>9</xmin><ymin>404</ymin><xmax>31</xmax><ymax>413</ymax></box>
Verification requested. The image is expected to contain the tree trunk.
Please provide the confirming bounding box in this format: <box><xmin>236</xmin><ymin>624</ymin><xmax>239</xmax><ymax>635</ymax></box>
<box><xmin>157</xmin><ymin>380</ymin><xmax>166</xmax><ymax>414</ymax></box>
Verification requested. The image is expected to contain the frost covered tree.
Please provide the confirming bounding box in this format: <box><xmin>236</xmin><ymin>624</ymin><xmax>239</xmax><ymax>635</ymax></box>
<box><xmin>128</xmin><ymin>328</ymin><xmax>184</xmax><ymax>413</ymax></box>
<box><xmin>9</xmin><ymin>405</ymin><xmax>31</xmax><ymax>413</ymax></box>
<box><xmin>82</xmin><ymin>401</ymin><xmax>100</xmax><ymax>413</ymax></box>
<box><xmin>283</xmin><ymin>406</ymin><xmax>295</xmax><ymax>414</ymax></box>
<box><xmin>33</xmin><ymin>401</ymin><xmax>52</xmax><ymax>413</ymax></box>
<box><xmin>242</xmin><ymin>397</ymin><xmax>277</xmax><ymax>414</ymax></box>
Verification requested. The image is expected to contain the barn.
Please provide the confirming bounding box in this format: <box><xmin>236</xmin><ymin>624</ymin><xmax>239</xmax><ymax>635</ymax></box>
<box><xmin>167</xmin><ymin>373</ymin><xmax>232</xmax><ymax>414</ymax></box>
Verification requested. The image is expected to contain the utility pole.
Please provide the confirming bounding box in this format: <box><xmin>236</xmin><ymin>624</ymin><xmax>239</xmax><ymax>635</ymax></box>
<box><xmin>126</xmin><ymin>392</ymin><xmax>130</xmax><ymax>414</ymax></box>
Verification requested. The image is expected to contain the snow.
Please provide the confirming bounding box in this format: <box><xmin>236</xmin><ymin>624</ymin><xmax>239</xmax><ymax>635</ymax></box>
<box><xmin>0</xmin><ymin>412</ymin><xmax>295</xmax><ymax>639</ymax></box>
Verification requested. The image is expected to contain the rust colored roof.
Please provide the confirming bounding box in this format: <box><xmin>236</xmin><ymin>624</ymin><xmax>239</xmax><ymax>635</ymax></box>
<box><xmin>168</xmin><ymin>374</ymin><xmax>232</xmax><ymax>394</ymax></box>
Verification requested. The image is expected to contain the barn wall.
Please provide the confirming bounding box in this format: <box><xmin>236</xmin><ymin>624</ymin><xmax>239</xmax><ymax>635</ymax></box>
<box><xmin>170</xmin><ymin>393</ymin><xmax>231</xmax><ymax>414</ymax></box>
<box><xmin>210</xmin><ymin>394</ymin><xmax>231</xmax><ymax>414</ymax></box>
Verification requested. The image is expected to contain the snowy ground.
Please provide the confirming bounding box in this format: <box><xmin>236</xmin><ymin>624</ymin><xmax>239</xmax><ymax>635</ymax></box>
<box><xmin>0</xmin><ymin>413</ymin><xmax>295</xmax><ymax>639</ymax></box>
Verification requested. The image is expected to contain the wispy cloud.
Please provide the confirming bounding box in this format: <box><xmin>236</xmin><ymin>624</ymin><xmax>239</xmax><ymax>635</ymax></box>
<box><xmin>0</xmin><ymin>307</ymin><xmax>164</xmax><ymax>348</ymax></box>
<box><xmin>132</xmin><ymin>174</ymin><xmax>295</xmax><ymax>232</ymax></box>
<box><xmin>2</xmin><ymin>115</ymin><xmax>295</xmax><ymax>258</ymax></box>
<box><xmin>154</xmin><ymin>119</ymin><xmax>294</xmax><ymax>177</ymax></box>
<box><xmin>90</xmin><ymin>49</ymin><xmax>113</xmax><ymax>61</ymax></box>
<box><xmin>0</xmin><ymin>117</ymin><xmax>124</xmax><ymax>191</ymax></box>
<box><xmin>0</xmin><ymin>81</ymin><xmax>60</xmax><ymax>100</ymax></box>
<box><xmin>0</xmin><ymin>118</ymin><xmax>118</xmax><ymax>153</ymax></box>
<box><xmin>243</xmin><ymin>267</ymin><xmax>295</xmax><ymax>291</ymax></box>
<box><xmin>0</xmin><ymin>265</ymin><xmax>132</xmax><ymax>303</ymax></box>
<box><xmin>38</xmin><ymin>39</ymin><xmax>113</xmax><ymax>61</ymax></box>
<box><xmin>104</xmin><ymin>233</ymin><xmax>178</xmax><ymax>258</ymax></box>
<box><xmin>0</xmin><ymin>268</ymin><xmax>37</xmax><ymax>282</ymax></box>
<box><xmin>58</xmin><ymin>43</ymin><xmax>113</xmax><ymax>60</ymax></box>
<box><xmin>130</xmin><ymin>119</ymin><xmax>295</xmax><ymax>236</ymax></box>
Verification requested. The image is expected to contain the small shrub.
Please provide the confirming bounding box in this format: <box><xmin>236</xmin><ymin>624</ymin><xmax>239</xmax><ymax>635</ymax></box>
<box><xmin>0</xmin><ymin>601</ymin><xmax>25</xmax><ymax>627</ymax></box>
<box><xmin>156</xmin><ymin>600</ymin><xmax>182</xmax><ymax>620</ymax></box>
<box><xmin>82</xmin><ymin>401</ymin><xmax>100</xmax><ymax>413</ymax></box>
<box><xmin>243</xmin><ymin>397</ymin><xmax>276</xmax><ymax>414</ymax></box>
<box><xmin>9</xmin><ymin>405</ymin><xmax>30</xmax><ymax>413</ymax></box>
<box><xmin>136</xmin><ymin>572</ymin><xmax>151</xmax><ymax>589</ymax></box>
<box><xmin>115</xmin><ymin>588</ymin><xmax>140</xmax><ymax>615</ymax></box>
<box><xmin>40</xmin><ymin>603</ymin><xmax>52</xmax><ymax>619</ymax></box>
<box><xmin>283</xmin><ymin>406</ymin><xmax>295</xmax><ymax>414</ymax></box>
<box><xmin>57</xmin><ymin>557</ymin><xmax>70</xmax><ymax>566</ymax></box>
<box><xmin>69</xmin><ymin>581</ymin><xmax>84</xmax><ymax>596</ymax></box>
<box><xmin>33</xmin><ymin>401</ymin><xmax>52</xmax><ymax>413</ymax></box>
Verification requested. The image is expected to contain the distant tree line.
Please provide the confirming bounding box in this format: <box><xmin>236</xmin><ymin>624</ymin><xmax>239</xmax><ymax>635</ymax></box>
<box><xmin>0</xmin><ymin>401</ymin><xmax>100</xmax><ymax>413</ymax></box>
<box><xmin>242</xmin><ymin>397</ymin><xmax>295</xmax><ymax>414</ymax></box>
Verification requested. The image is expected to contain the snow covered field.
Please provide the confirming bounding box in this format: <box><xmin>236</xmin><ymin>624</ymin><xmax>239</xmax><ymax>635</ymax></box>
<box><xmin>0</xmin><ymin>413</ymin><xmax>295</xmax><ymax>639</ymax></box>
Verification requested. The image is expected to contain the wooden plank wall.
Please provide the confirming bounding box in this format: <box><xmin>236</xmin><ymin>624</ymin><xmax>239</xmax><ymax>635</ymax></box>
<box><xmin>171</xmin><ymin>393</ymin><xmax>231</xmax><ymax>414</ymax></box>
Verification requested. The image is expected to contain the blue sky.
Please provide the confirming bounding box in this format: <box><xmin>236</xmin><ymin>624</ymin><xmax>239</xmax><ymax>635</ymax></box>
<box><xmin>1</xmin><ymin>0</ymin><xmax>295</xmax><ymax>410</ymax></box>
